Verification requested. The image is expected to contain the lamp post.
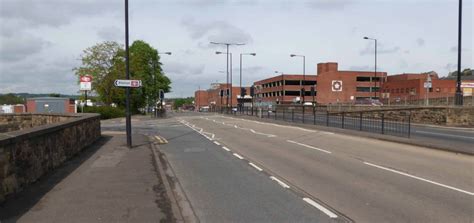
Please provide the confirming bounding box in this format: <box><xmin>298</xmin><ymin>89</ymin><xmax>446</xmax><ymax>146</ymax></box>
<box><xmin>290</xmin><ymin>54</ymin><xmax>305</xmax><ymax>104</ymax></box>
<box><xmin>455</xmin><ymin>0</ymin><xmax>464</xmax><ymax>105</ymax></box>
<box><xmin>216</xmin><ymin>51</ymin><xmax>234</xmax><ymax>111</ymax></box>
<box><xmin>363</xmin><ymin>36</ymin><xmax>378</xmax><ymax>99</ymax></box>
<box><xmin>210</xmin><ymin>42</ymin><xmax>245</xmax><ymax>111</ymax></box>
<box><xmin>124</xmin><ymin>0</ymin><xmax>132</xmax><ymax>147</ymax></box>
<box><xmin>239</xmin><ymin>53</ymin><xmax>256</xmax><ymax>110</ymax></box>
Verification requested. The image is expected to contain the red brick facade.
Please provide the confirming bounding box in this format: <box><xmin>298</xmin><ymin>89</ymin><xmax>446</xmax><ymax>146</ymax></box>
<box><xmin>253</xmin><ymin>74</ymin><xmax>317</xmax><ymax>104</ymax></box>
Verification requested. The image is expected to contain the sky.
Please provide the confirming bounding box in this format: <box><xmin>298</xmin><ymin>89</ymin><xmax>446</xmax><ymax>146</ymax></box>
<box><xmin>0</xmin><ymin>0</ymin><xmax>472</xmax><ymax>97</ymax></box>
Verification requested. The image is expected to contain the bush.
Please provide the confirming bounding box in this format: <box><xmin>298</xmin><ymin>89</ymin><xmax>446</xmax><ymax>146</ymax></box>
<box><xmin>81</xmin><ymin>106</ymin><xmax>125</xmax><ymax>119</ymax></box>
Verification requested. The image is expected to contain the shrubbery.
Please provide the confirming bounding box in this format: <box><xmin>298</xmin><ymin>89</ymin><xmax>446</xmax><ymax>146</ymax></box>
<box><xmin>81</xmin><ymin>106</ymin><xmax>125</xmax><ymax>119</ymax></box>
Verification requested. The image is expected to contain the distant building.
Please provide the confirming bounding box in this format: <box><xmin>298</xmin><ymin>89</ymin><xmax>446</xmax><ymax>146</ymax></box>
<box><xmin>194</xmin><ymin>83</ymin><xmax>251</xmax><ymax>111</ymax></box>
<box><xmin>194</xmin><ymin>90</ymin><xmax>208</xmax><ymax>111</ymax></box>
<box><xmin>27</xmin><ymin>97</ymin><xmax>76</xmax><ymax>113</ymax></box>
<box><xmin>253</xmin><ymin>74</ymin><xmax>317</xmax><ymax>105</ymax></box>
<box><xmin>315</xmin><ymin>62</ymin><xmax>387</xmax><ymax>104</ymax></box>
<box><xmin>0</xmin><ymin>104</ymin><xmax>25</xmax><ymax>113</ymax></box>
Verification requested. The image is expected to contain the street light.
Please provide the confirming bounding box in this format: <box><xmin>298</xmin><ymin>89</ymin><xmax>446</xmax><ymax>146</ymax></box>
<box><xmin>239</xmin><ymin>53</ymin><xmax>256</xmax><ymax>110</ymax></box>
<box><xmin>363</xmin><ymin>36</ymin><xmax>378</xmax><ymax>99</ymax></box>
<box><xmin>216</xmin><ymin>51</ymin><xmax>234</xmax><ymax>110</ymax></box>
<box><xmin>290</xmin><ymin>54</ymin><xmax>306</xmax><ymax>103</ymax></box>
<box><xmin>154</xmin><ymin>51</ymin><xmax>171</xmax><ymax>116</ymax></box>
<box><xmin>455</xmin><ymin>0</ymin><xmax>463</xmax><ymax>105</ymax></box>
<box><xmin>210</xmin><ymin>42</ymin><xmax>245</xmax><ymax>111</ymax></box>
<box><xmin>124</xmin><ymin>0</ymin><xmax>132</xmax><ymax>147</ymax></box>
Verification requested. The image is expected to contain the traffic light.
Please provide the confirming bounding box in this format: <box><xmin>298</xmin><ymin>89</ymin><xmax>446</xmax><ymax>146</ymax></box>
<box><xmin>159</xmin><ymin>89</ymin><xmax>165</xmax><ymax>100</ymax></box>
<box><xmin>250</xmin><ymin>86</ymin><xmax>255</xmax><ymax>97</ymax></box>
<box><xmin>220</xmin><ymin>89</ymin><xmax>224</xmax><ymax>97</ymax></box>
<box><xmin>226</xmin><ymin>88</ymin><xmax>230</xmax><ymax>96</ymax></box>
<box><xmin>310</xmin><ymin>86</ymin><xmax>315</xmax><ymax>96</ymax></box>
<box><xmin>241</xmin><ymin>87</ymin><xmax>246</xmax><ymax>97</ymax></box>
<box><xmin>300</xmin><ymin>88</ymin><xmax>305</xmax><ymax>97</ymax></box>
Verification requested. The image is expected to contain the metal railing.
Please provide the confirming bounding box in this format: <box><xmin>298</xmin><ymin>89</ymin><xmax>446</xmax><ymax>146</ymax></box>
<box><xmin>234</xmin><ymin>105</ymin><xmax>411</xmax><ymax>138</ymax></box>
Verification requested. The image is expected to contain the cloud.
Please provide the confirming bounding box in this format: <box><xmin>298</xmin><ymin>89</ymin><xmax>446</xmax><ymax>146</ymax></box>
<box><xmin>349</xmin><ymin>65</ymin><xmax>372</xmax><ymax>71</ymax></box>
<box><xmin>97</xmin><ymin>26</ymin><xmax>123</xmax><ymax>41</ymax></box>
<box><xmin>360</xmin><ymin>42</ymin><xmax>400</xmax><ymax>55</ymax></box>
<box><xmin>306</xmin><ymin>0</ymin><xmax>354</xmax><ymax>10</ymax></box>
<box><xmin>181</xmin><ymin>18</ymin><xmax>253</xmax><ymax>46</ymax></box>
<box><xmin>163</xmin><ymin>62</ymin><xmax>206</xmax><ymax>76</ymax></box>
<box><xmin>416</xmin><ymin>38</ymin><xmax>425</xmax><ymax>47</ymax></box>
<box><xmin>0</xmin><ymin>33</ymin><xmax>51</xmax><ymax>62</ymax></box>
<box><xmin>0</xmin><ymin>0</ymin><xmax>120</xmax><ymax>28</ymax></box>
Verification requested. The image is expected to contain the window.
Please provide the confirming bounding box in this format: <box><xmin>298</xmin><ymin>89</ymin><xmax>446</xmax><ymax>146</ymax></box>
<box><xmin>372</xmin><ymin>77</ymin><xmax>381</xmax><ymax>82</ymax></box>
<box><xmin>357</xmin><ymin>76</ymin><xmax>371</xmax><ymax>82</ymax></box>
<box><xmin>303</xmin><ymin>80</ymin><xmax>316</xmax><ymax>85</ymax></box>
<box><xmin>356</xmin><ymin>87</ymin><xmax>371</xmax><ymax>92</ymax></box>
<box><xmin>285</xmin><ymin>91</ymin><xmax>300</xmax><ymax>96</ymax></box>
<box><xmin>372</xmin><ymin>87</ymin><xmax>380</xmax><ymax>92</ymax></box>
<box><xmin>285</xmin><ymin>80</ymin><xmax>300</xmax><ymax>85</ymax></box>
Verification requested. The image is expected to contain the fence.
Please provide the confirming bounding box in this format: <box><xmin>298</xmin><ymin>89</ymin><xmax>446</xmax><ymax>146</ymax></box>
<box><xmin>228</xmin><ymin>105</ymin><xmax>411</xmax><ymax>138</ymax></box>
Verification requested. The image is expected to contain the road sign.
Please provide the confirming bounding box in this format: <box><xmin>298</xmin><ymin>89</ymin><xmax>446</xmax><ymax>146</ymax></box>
<box><xmin>114</xmin><ymin>79</ymin><xmax>142</xmax><ymax>88</ymax></box>
<box><xmin>424</xmin><ymin>82</ymin><xmax>432</xmax><ymax>88</ymax></box>
<box><xmin>80</xmin><ymin>75</ymin><xmax>92</xmax><ymax>91</ymax></box>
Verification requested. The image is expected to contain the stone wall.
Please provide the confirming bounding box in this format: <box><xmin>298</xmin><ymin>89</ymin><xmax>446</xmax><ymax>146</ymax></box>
<box><xmin>0</xmin><ymin>113</ymin><xmax>73</xmax><ymax>133</ymax></box>
<box><xmin>0</xmin><ymin>113</ymin><xmax>101</xmax><ymax>202</ymax></box>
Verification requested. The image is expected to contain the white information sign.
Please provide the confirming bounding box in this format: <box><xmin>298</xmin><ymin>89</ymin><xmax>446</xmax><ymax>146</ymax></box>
<box><xmin>114</xmin><ymin>79</ymin><xmax>142</xmax><ymax>88</ymax></box>
<box><xmin>332</xmin><ymin>80</ymin><xmax>343</xmax><ymax>92</ymax></box>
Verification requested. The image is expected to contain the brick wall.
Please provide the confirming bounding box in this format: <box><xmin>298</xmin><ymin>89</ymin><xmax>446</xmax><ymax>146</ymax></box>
<box><xmin>0</xmin><ymin>113</ymin><xmax>101</xmax><ymax>202</ymax></box>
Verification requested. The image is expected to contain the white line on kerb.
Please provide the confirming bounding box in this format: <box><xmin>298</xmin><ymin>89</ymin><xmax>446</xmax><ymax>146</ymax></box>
<box><xmin>213</xmin><ymin>141</ymin><xmax>221</xmax><ymax>146</ymax></box>
<box><xmin>249</xmin><ymin>162</ymin><xmax>263</xmax><ymax>171</ymax></box>
<box><xmin>270</xmin><ymin>176</ymin><xmax>290</xmax><ymax>189</ymax></box>
<box><xmin>302</xmin><ymin>198</ymin><xmax>338</xmax><ymax>218</ymax></box>
<box><xmin>364</xmin><ymin>162</ymin><xmax>474</xmax><ymax>196</ymax></box>
<box><xmin>286</xmin><ymin>140</ymin><xmax>332</xmax><ymax>154</ymax></box>
<box><xmin>222</xmin><ymin>146</ymin><xmax>231</xmax><ymax>152</ymax></box>
<box><xmin>233</xmin><ymin>153</ymin><xmax>244</xmax><ymax>159</ymax></box>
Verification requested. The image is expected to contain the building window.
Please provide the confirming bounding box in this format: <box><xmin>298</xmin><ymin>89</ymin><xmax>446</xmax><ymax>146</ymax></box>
<box><xmin>356</xmin><ymin>77</ymin><xmax>371</xmax><ymax>82</ymax></box>
<box><xmin>372</xmin><ymin>87</ymin><xmax>380</xmax><ymax>92</ymax></box>
<box><xmin>285</xmin><ymin>91</ymin><xmax>300</xmax><ymax>96</ymax></box>
<box><xmin>356</xmin><ymin>87</ymin><xmax>371</xmax><ymax>92</ymax></box>
<box><xmin>285</xmin><ymin>80</ymin><xmax>300</xmax><ymax>85</ymax></box>
<box><xmin>303</xmin><ymin>80</ymin><xmax>317</xmax><ymax>85</ymax></box>
<box><xmin>372</xmin><ymin>77</ymin><xmax>381</xmax><ymax>82</ymax></box>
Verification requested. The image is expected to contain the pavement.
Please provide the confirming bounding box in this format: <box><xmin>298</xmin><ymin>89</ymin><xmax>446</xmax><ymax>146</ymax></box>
<box><xmin>175</xmin><ymin>112</ymin><xmax>473</xmax><ymax>223</ymax></box>
<box><xmin>0</xmin><ymin>131</ymin><xmax>172</xmax><ymax>223</ymax></box>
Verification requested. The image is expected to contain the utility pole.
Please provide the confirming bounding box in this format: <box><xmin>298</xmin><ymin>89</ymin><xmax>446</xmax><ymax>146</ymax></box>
<box><xmin>124</xmin><ymin>0</ymin><xmax>132</xmax><ymax>147</ymax></box>
<box><xmin>455</xmin><ymin>0</ymin><xmax>464</xmax><ymax>105</ymax></box>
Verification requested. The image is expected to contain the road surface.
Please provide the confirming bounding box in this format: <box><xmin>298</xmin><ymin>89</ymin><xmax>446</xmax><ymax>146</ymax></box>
<box><xmin>169</xmin><ymin>112</ymin><xmax>473</xmax><ymax>222</ymax></box>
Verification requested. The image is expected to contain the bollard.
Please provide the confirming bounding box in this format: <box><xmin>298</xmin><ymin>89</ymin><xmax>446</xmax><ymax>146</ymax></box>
<box><xmin>326</xmin><ymin>111</ymin><xmax>329</xmax><ymax>126</ymax></box>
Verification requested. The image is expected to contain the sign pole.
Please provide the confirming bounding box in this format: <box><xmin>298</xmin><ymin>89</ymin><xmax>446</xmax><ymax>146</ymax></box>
<box><xmin>85</xmin><ymin>90</ymin><xmax>88</xmax><ymax>108</ymax></box>
<box><xmin>125</xmin><ymin>0</ymin><xmax>132</xmax><ymax>148</ymax></box>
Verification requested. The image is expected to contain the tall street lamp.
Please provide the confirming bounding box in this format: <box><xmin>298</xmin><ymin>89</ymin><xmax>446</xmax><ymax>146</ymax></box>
<box><xmin>155</xmin><ymin>52</ymin><xmax>172</xmax><ymax>116</ymax></box>
<box><xmin>290</xmin><ymin>54</ymin><xmax>305</xmax><ymax>103</ymax></box>
<box><xmin>239</xmin><ymin>53</ymin><xmax>256</xmax><ymax>110</ymax></box>
<box><xmin>210</xmin><ymin>42</ymin><xmax>245</xmax><ymax>110</ymax></box>
<box><xmin>124</xmin><ymin>0</ymin><xmax>132</xmax><ymax>147</ymax></box>
<box><xmin>363</xmin><ymin>36</ymin><xmax>378</xmax><ymax>99</ymax></box>
<box><xmin>216</xmin><ymin>51</ymin><xmax>234</xmax><ymax>110</ymax></box>
<box><xmin>455</xmin><ymin>0</ymin><xmax>464</xmax><ymax>105</ymax></box>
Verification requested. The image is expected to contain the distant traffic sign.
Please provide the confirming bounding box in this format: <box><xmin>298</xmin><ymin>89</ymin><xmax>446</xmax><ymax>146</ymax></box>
<box><xmin>114</xmin><ymin>79</ymin><xmax>142</xmax><ymax>88</ymax></box>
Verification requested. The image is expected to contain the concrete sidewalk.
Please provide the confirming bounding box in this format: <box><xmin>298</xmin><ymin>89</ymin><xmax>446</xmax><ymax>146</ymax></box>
<box><xmin>0</xmin><ymin>133</ymin><xmax>172</xmax><ymax>223</ymax></box>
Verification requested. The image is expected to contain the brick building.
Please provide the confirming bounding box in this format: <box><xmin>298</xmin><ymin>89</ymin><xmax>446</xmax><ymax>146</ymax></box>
<box><xmin>194</xmin><ymin>83</ymin><xmax>251</xmax><ymax>111</ymax></box>
<box><xmin>315</xmin><ymin>62</ymin><xmax>387</xmax><ymax>104</ymax></box>
<box><xmin>194</xmin><ymin>90</ymin><xmax>208</xmax><ymax>111</ymax></box>
<box><xmin>27</xmin><ymin>97</ymin><xmax>76</xmax><ymax>113</ymax></box>
<box><xmin>381</xmin><ymin>72</ymin><xmax>474</xmax><ymax>103</ymax></box>
<box><xmin>253</xmin><ymin>74</ymin><xmax>317</xmax><ymax>105</ymax></box>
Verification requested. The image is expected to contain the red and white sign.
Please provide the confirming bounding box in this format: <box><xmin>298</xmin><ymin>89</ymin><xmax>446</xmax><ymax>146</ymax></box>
<box><xmin>461</xmin><ymin>82</ymin><xmax>474</xmax><ymax>88</ymax></box>
<box><xmin>332</xmin><ymin>80</ymin><xmax>342</xmax><ymax>92</ymax></box>
<box><xmin>114</xmin><ymin>79</ymin><xmax>142</xmax><ymax>88</ymax></box>
<box><xmin>80</xmin><ymin>75</ymin><xmax>92</xmax><ymax>91</ymax></box>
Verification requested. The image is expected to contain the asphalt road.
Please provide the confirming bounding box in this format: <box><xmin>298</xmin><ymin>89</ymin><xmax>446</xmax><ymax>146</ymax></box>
<box><xmin>242</xmin><ymin>110</ymin><xmax>474</xmax><ymax>153</ymax></box>
<box><xmin>175</xmin><ymin>112</ymin><xmax>473</xmax><ymax>223</ymax></box>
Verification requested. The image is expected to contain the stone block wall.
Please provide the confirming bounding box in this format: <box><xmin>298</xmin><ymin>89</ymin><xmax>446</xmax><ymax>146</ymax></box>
<box><xmin>0</xmin><ymin>113</ymin><xmax>101</xmax><ymax>202</ymax></box>
<box><xmin>0</xmin><ymin>113</ymin><xmax>73</xmax><ymax>133</ymax></box>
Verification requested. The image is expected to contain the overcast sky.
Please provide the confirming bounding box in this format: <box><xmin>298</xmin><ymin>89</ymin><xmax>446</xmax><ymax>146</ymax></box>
<box><xmin>0</xmin><ymin>0</ymin><xmax>472</xmax><ymax>97</ymax></box>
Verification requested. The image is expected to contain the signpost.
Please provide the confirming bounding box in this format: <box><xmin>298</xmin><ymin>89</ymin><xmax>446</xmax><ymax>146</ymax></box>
<box><xmin>114</xmin><ymin>79</ymin><xmax>142</xmax><ymax>88</ymax></box>
<box><xmin>80</xmin><ymin>75</ymin><xmax>92</xmax><ymax>108</ymax></box>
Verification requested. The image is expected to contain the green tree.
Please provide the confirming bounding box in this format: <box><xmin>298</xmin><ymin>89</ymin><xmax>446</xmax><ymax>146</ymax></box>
<box><xmin>74</xmin><ymin>40</ymin><xmax>171</xmax><ymax>112</ymax></box>
<box><xmin>173</xmin><ymin>97</ymin><xmax>194</xmax><ymax>109</ymax></box>
<box><xmin>74</xmin><ymin>41</ymin><xmax>124</xmax><ymax>105</ymax></box>
<box><xmin>0</xmin><ymin>94</ymin><xmax>24</xmax><ymax>105</ymax></box>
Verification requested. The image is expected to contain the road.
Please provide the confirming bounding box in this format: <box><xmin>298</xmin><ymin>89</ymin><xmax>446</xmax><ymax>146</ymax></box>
<box><xmin>169</xmin><ymin>112</ymin><xmax>473</xmax><ymax>222</ymax></box>
<box><xmin>245</xmin><ymin>110</ymin><xmax>474</xmax><ymax>153</ymax></box>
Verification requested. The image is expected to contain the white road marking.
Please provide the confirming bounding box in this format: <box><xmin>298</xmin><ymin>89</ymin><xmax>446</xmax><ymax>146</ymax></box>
<box><xmin>233</xmin><ymin>153</ymin><xmax>244</xmax><ymax>159</ymax></box>
<box><xmin>415</xmin><ymin>130</ymin><xmax>474</xmax><ymax>140</ymax></box>
<box><xmin>222</xmin><ymin>146</ymin><xmax>231</xmax><ymax>152</ymax></box>
<box><xmin>364</xmin><ymin>161</ymin><xmax>474</xmax><ymax>196</ymax></box>
<box><xmin>270</xmin><ymin>176</ymin><xmax>290</xmax><ymax>188</ymax></box>
<box><xmin>302</xmin><ymin>198</ymin><xmax>338</xmax><ymax>218</ymax></box>
<box><xmin>249</xmin><ymin>162</ymin><xmax>263</xmax><ymax>171</ymax></box>
<box><xmin>286</xmin><ymin>140</ymin><xmax>332</xmax><ymax>154</ymax></box>
<box><xmin>214</xmin><ymin>141</ymin><xmax>221</xmax><ymax>145</ymax></box>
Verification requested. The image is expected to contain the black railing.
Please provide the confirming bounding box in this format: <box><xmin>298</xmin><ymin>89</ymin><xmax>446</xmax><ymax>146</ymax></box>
<box><xmin>233</xmin><ymin>105</ymin><xmax>411</xmax><ymax>138</ymax></box>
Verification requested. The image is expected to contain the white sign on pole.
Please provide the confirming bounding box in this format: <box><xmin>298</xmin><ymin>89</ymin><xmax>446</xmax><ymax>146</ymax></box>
<box><xmin>423</xmin><ymin>82</ymin><xmax>432</xmax><ymax>88</ymax></box>
<box><xmin>114</xmin><ymin>79</ymin><xmax>142</xmax><ymax>88</ymax></box>
<box><xmin>80</xmin><ymin>75</ymin><xmax>92</xmax><ymax>91</ymax></box>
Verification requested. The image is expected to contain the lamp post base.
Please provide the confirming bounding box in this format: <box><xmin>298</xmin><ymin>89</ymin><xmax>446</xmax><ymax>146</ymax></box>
<box><xmin>454</xmin><ymin>91</ymin><xmax>463</xmax><ymax>106</ymax></box>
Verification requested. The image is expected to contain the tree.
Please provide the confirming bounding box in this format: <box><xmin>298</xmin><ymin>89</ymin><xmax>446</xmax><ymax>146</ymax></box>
<box><xmin>0</xmin><ymin>94</ymin><xmax>24</xmax><ymax>105</ymax></box>
<box><xmin>74</xmin><ymin>40</ymin><xmax>171</xmax><ymax>112</ymax></box>
<box><xmin>74</xmin><ymin>41</ymin><xmax>123</xmax><ymax>105</ymax></box>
